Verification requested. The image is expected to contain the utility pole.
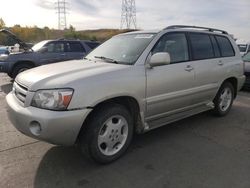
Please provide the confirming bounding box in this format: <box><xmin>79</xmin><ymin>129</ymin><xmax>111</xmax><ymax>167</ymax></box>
<box><xmin>55</xmin><ymin>0</ymin><xmax>68</xmax><ymax>30</ymax></box>
<box><xmin>120</xmin><ymin>0</ymin><xmax>137</xmax><ymax>29</ymax></box>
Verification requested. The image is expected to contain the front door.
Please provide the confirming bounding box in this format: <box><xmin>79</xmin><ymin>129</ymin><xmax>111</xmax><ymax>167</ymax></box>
<box><xmin>146</xmin><ymin>32</ymin><xmax>195</xmax><ymax>120</ymax></box>
<box><xmin>39</xmin><ymin>41</ymin><xmax>68</xmax><ymax>64</ymax></box>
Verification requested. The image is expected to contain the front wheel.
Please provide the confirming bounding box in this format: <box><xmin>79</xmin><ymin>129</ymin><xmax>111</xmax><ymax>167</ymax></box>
<box><xmin>79</xmin><ymin>104</ymin><xmax>134</xmax><ymax>164</ymax></box>
<box><xmin>212</xmin><ymin>82</ymin><xmax>234</xmax><ymax>116</ymax></box>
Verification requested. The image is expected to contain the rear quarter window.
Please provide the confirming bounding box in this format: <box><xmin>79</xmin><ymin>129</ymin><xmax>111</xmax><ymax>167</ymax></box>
<box><xmin>67</xmin><ymin>42</ymin><xmax>86</xmax><ymax>53</ymax></box>
<box><xmin>86</xmin><ymin>42</ymin><xmax>100</xmax><ymax>49</ymax></box>
<box><xmin>215</xmin><ymin>36</ymin><xmax>235</xmax><ymax>57</ymax></box>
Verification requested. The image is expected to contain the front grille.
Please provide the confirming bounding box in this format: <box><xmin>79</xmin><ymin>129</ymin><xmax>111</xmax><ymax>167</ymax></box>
<box><xmin>13</xmin><ymin>82</ymin><xmax>28</xmax><ymax>103</ymax></box>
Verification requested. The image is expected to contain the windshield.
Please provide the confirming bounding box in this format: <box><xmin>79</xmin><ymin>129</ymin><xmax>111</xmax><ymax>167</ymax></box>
<box><xmin>32</xmin><ymin>41</ymin><xmax>49</xmax><ymax>52</ymax></box>
<box><xmin>243</xmin><ymin>52</ymin><xmax>250</xmax><ymax>62</ymax></box>
<box><xmin>86</xmin><ymin>33</ymin><xmax>156</xmax><ymax>65</ymax></box>
<box><xmin>238</xmin><ymin>44</ymin><xmax>247</xmax><ymax>52</ymax></box>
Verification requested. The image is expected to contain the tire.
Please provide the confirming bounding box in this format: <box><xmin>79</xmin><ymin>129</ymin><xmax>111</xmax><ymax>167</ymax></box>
<box><xmin>212</xmin><ymin>82</ymin><xmax>234</xmax><ymax>116</ymax></box>
<box><xmin>7</xmin><ymin>72</ymin><xmax>12</xmax><ymax>78</ymax></box>
<box><xmin>11</xmin><ymin>64</ymin><xmax>33</xmax><ymax>79</ymax></box>
<box><xmin>79</xmin><ymin>103</ymin><xmax>134</xmax><ymax>164</ymax></box>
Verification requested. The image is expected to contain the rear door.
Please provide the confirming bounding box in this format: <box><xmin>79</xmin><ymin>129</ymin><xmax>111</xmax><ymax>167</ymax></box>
<box><xmin>187</xmin><ymin>33</ymin><xmax>220</xmax><ymax>104</ymax></box>
<box><xmin>65</xmin><ymin>41</ymin><xmax>86</xmax><ymax>60</ymax></box>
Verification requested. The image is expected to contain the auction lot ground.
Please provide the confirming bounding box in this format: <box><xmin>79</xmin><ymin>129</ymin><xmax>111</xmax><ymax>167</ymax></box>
<box><xmin>0</xmin><ymin>73</ymin><xmax>250</xmax><ymax>188</ymax></box>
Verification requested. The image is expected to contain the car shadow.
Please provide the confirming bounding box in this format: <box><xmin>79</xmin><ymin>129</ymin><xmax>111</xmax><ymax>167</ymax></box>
<box><xmin>33</xmin><ymin>112</ymin><xmax>215</xmax><ymax>188</ymax></box>
<box><xmin>33</xmin><ymin>99</ymin><xmax>250</xmax><ymax>188</ymax></box>
<box><xmin>0</xmin><ymin>82</ymin><xmax>13</xmax><ymax>94</ymax></box>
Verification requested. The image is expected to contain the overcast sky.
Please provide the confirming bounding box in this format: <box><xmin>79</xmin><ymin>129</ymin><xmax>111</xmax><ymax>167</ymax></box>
<box><xmin>0</xmin><ymin>0</ymin><xmax>249</xmax><ymax>40</ymax></box>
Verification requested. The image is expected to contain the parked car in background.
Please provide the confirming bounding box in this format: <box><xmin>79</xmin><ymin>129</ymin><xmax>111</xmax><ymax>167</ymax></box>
<box><xmin>6</xmin><ymin>25</ymin><xmax>245</xmax><ymax>164</ymax></box>
<box><xmin>243</xmin><ymin>52</ymin><xmax>250</xmax><ymax>89</ymax></box>
<box><xmin>0</xmin><ymin>29</ymin><xmax>100</xmax><ymax>78</ymax></box>
<box><xmin>237</xmin><ymin>42</ymin><xmax>250</xmax><ymax>56</ymax></box>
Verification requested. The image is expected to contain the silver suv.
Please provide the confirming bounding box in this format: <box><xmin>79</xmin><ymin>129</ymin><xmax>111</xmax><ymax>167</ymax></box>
<box><xmin>6</xmin><ymin>25</ymin><xmax>245</xmax><ymax>163</ymax></box>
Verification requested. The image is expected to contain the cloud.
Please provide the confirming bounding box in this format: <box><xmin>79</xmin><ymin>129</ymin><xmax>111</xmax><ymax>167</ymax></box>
<box><xmin>35</xmin><ymin>0</ymin><xmax>54</xmax><ymax>10</ymax></box>
<box><xmin>1</xmin><ymin>0</ymin><xmax>249</xmax><ymax>39</ymax></box>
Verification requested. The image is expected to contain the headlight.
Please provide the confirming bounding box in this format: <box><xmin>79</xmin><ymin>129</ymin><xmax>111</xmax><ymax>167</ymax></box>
<box><xmin>31</xmin><ymin>89</ymin><xmax>73</xmax><ymax>111</ymax></box>
<box><xmin>0</xmin><ymin>54</ymin><xmax>8</xmax><ymax>61</ymax></box>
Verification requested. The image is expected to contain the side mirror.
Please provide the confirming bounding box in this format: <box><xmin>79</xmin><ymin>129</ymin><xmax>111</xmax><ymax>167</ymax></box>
<box><xmin>39</xmin><ymin>47</ymin><xmax>48</xmax><ymax>53</ymax></box>
<box><xmin>149</xmin><ymin>52</ymin><xmax>171</xmax><ymax>67</ymax></box>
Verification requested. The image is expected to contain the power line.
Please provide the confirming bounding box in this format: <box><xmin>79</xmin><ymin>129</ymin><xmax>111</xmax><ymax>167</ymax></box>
<box><xmin>120</xmin><ymin>0</ymin><xmax>137</xmax><ymax>29</ymax></box>
<box><xmin>55</xmin><ymin>0</ymin><xmax>69</xmax><ymax>30</ymax></box>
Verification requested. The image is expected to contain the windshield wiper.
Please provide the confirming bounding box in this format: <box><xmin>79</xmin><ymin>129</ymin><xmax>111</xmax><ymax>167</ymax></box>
<box><xmin>94</xmin><ymin>56</ymin><xmax>118</xmax><ymax>64</ymax></box>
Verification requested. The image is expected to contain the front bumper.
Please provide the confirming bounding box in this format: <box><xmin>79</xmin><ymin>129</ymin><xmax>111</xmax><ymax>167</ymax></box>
<box><xmin>0</xmin><ymin>61</ymin><xmax>10</xmax><ymax>73</ymax></box>
<box><xmin>6</xmin><ymin>91</ymin><xmax>91</xmax><ymax>146</ymax></box>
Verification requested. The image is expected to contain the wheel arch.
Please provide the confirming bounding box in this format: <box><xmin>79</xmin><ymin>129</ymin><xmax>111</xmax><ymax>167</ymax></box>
<box><xmin>10</xmin><ymin>60</ymin><xmax>36</xmax><ymax>75</ymax></box>
<box><xmin>9</xmin><ymin>60</ymin><xmax>36</xmax><ymax>77</ymax></box>
<box><xmin>76</xmin><ymin>96</ymin><xmax>144</xmax><ymax>144</ymax></box>
<box><xmin>221</xmin><ymin>77</ymin><xmax>238</xmax><ymax>98</ymax></box>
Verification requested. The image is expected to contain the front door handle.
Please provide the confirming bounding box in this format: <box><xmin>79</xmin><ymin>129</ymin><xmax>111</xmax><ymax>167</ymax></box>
<box><xmin>185</xmin><ymin>65</ymin><xmax>194</xmax><ymax>72</ymax></box>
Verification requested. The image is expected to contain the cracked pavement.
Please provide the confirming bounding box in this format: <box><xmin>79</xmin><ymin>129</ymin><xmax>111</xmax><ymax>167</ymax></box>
<box><xmin>0</xmin><ymin>73</ymin><xmax>250</xmax><ymax>188</ymax></box>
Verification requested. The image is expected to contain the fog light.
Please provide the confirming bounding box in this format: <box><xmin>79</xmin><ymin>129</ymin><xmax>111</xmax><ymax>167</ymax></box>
<box><xmin>29</xmin><ymin>121</ymin><xmax>42</xmax><ymax>136</ymax></box>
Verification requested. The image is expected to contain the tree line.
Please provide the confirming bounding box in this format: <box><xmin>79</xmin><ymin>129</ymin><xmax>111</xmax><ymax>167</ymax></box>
<box><xmin>0</xmin><ymin>18</ymin><xmax>134</xmax><ymax>46</ymax></box>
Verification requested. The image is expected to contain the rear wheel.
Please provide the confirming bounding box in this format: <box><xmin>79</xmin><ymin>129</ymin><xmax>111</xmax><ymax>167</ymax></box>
<box><xmin>11</xmin><ymin>64</ymin><xmax>33</xmax><ymax>79</ymax></box>
<box><xmin>79</xmin><ymin>103</ymin><xmax>134</xmax><ymax>164</ymax></box>
<box><xmin>212</xmin><ymin>82</ymin><xmax>234</xmax><ymax>116</ymax></box>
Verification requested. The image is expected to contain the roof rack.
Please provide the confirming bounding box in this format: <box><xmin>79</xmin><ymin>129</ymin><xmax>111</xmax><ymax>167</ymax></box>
<box><xmin>164</xmin><ymin>25</ymin><xmax>228</xmax><ymax>34</ymax></box>
<box><xmin>56</xmin><ymin>38</ymin><xmax>81</xmax><ymax>41</ymax></box>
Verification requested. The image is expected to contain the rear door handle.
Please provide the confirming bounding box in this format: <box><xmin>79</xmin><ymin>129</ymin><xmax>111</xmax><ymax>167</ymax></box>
<box><xmin>185</xmin><ymin>65</ymin><xmax>194</xmax><ymax>72</ymax></box>
<box><xmin>218</xmin><ymin>60</ymin><xmax>224</xmax><ymax>66</ymax></box>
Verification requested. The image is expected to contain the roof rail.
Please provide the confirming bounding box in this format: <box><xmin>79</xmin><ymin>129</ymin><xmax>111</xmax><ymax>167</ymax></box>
<box><xmin>164</xmin><ymin>25</ymin><xmax>228</xmax><ymax>34</ymax></box>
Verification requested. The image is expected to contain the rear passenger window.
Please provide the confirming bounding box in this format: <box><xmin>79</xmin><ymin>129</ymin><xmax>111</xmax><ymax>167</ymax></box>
<box><xmin>67</xmin><ymin>42</ymin><xmax>85</xmax><ymax>52</ymax></box>
<box><xmin>189</xmin><ymin>33</ymin><xmax>214</xmax><ymax>60</ymax></box>
<box><xmin>215</xmin><ymin>36</ymin><xmax>235</xmax><ymax>57</ymax></box>
<box><xmin>152</xmin><ymin>33</ymin><xmax>189</xmax><ymax>63</ymax></box>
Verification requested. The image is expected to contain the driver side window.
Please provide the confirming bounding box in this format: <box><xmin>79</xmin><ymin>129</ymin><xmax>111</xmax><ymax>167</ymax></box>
<box><xmin>46</xmin><ymin>42</ymin><xmax>65</xmax><ymax>53</ymax></box>
<box><xmin>152</xmin><ymin>33</ymin><xmax>189</xmax><ymax>64</ymax></box>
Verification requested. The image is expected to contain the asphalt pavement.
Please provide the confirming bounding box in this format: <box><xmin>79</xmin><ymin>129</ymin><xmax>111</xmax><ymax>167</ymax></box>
<box><xmin>0</xmin><ymin>73</ymin><xmax>250</xmax><ymax>188</ymax></box>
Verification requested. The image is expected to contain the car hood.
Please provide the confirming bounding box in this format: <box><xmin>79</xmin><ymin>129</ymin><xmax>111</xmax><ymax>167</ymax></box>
<box><xmin>16</xmin><ymin>60</ymin><xmax>130</xmax><ymax>91</ymax></box>
<box><xmin>0</xmin><ymin>29</ymin><xmax>31</xmax><ymax>51</ymax></box>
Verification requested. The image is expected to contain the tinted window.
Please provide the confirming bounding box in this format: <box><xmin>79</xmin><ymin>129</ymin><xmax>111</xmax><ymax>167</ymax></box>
<box><xmin>189</xmin><ymin>33</ymin><xmax>214</xmax><ymax>60</ymax></box>
<box><xmin>243</xmin><ymin>53</ymin><xmax>250</xmax><ymax>62</ymax></box>
<box><xmin>152</xmin><ymin>33</ymin><xmax>189</xmax><ymax>63</ymax></box>
<box><xmin>67</xmin><ymin>42</ymin><xmax>85</xmax><ymax>52</ymax></box>
<box><xmin>46</xmin><ymin>42</ymin><xmax>65</xmax><ymax>53</ymax></box>
<box><xmin>86</xmin><ymin>42</ymin><xmax>100</xmax><ymax>49</ymax></box>
<box><xmin>210</xmin><ymin>35</ymin><xmax>220</xmax><ymax>58</ymax></box>
<box><xmin>238</xmin><ymin>44</ymin><xmax>247</xmax><ymax>52</ymax></box>
<box><xmin>216</xmin><ymin>36</ymin><xmax>235</xmax><ymax>57</ymax></box>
